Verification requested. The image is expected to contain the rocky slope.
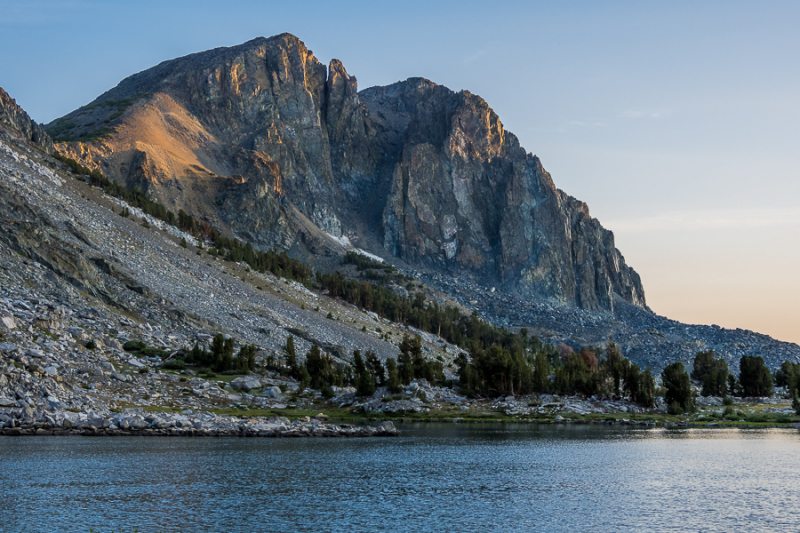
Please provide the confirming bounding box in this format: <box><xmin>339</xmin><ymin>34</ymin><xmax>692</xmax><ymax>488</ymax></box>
<box><xmin>1</xmin><ymin>84</ymin><xmax>799</xmax><ymax>441</ymax></box>
<box><xmin>49</xmin><ymin>33</ymin><xmax>644</xmax><ymax>313</ymax></box>
<box><xmin>0</xmin><ymin>94</ymin><xmax>441</xmax><ymax>435</ymax></box>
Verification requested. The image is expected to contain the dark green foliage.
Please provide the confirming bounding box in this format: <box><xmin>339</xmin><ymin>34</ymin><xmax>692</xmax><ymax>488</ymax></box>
<box><xmin>385</xmin><ymin>357</ymin><xmax>402</xmax><ymax>393</ymax></box>
<box><xmin>182</xmin><ymin>335</ymin><xmax>254</xmax><ymax>373</ymax></box>
<box><xmin>728</xmin><ymin>374</ymin><xmax>739</xmax><ymax>397</ymax></box>
<box><xmin>457</xmin><ymin>340</ymin><xmax>533</xmax><ymax>397</ymax></box>
<box><xmin>531</xmin><ymin>351</ymin><xmax>549</xmax><ymax>393</ymax></box>
<box><xmin>285</xmin><ymin>335</ymin><xmax>298</xmax><ymax>378</ymax></box>
<box><xmin>353</xmin><ymin>350</ymin><xmax>377</xmax><ymax>397</ymax></box>
<box><xmin>691</xmin><ymin>350</ymin><xmax>716</xmax><ymax>382</ymax></box>
<box><xmin>123</xmin><ymin>340</ymin><xmax>146</xmax><ymax>352</ymax></box>
<box><xmin>162</xmin><ymin>359</ymin><xmax>186</xmax><ymax>370</ymax></box>
<box><xmin>638</xmin><ymin>367</ymin><xmax>656</xmax><ymax>407</ymax></box>
<box><xmin>667</xmin><ymin>401</ymin><xmax>685</xmax><ymax>415</ymax></box>
<box><xmin>180</xmin><ymin>237</ymin><xmax>187</xmax><ymax>248</ymax></box>
<box><xmin>550</xmin><ymin>347</ymin><xmax>597</xmax><ymax>397</ymax></box>
<box><xmin>343</xmin><ymin>251</ymin><xmax>397</xmax><ymax>273</ymax></box>
<box><xmin>793</xmin><ymin>390</ymin><xmax>800</xmax><ymax>416</ymax></box>
<box><xmin>211</xmin><ymin>334</ymin><xmax>234</xmax><ymax>373</ymax></box>
<box><xmin>365</xmin><ymin>351</ymin><xmax>385</xmax><ymax>386</ymax></box>
<box><xmin>739</xmin><ymin>355</ymin><xmax>773</xmax><ymax>397</ymax></box>
<box><xmin>302</xmin><ymin>345</ymin><xmax>344</xmax><ymax>391</ymax></box>
<box><xmin>624</xmin><ymin>363</ymin><xmax>656</xmax><ymax>407</ymax></box>
<box><xmin>398</xmin><ymin>334</ymin><xmax>444</xmax><ymax>386</ymax></box>
<box><xmin>236</xmin><ymin>344</ymin><xmax>257</xmax><ymax>373</ymax></box>
<box><xmin>316</xmin><ymin>271</ymin><xmax>519</xmax><ymax>352</ymax></box>
<box><xmin>606</xmin><ymin>339</ymin><xmax>625</xmax><ymax>396</ymax></box>
<box><xmin>661</xmin><ymin>362</ymin><xmax>696</xmax><ymax>413</ymax></box>
<box><xmin>397</xmin><ymin>338</ymin><xmax>415</xmax><ymax>386</ymax></box>
<box><xmin>139</xmin><ymin>347</ymin><xmax>170</xmax><ymax>359</ymax></box>
<box><xmin>775</xmin><ymin>361</ymin><xmax>800</xmax><ymax>394</ymax></box>
<box><xmin>84</xmin><ymin>340</ymin><xmax>96</xmax><ymax>350</ymax></box>
<box><xmin>701</xmin><ymin>358</ymin><xmax>729</xmax><ymax>397</ymax></box>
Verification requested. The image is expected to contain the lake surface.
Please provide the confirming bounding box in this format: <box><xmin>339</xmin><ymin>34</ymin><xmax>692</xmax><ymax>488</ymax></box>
<box><xmin>1</xmin><ymin>424</ymin><xmax>799</xmax><ymax>532</ymax></box>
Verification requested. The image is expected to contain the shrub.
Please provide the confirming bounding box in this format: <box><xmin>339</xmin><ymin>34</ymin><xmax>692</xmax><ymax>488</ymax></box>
<box><xmin>722</xmin><ymin>397</ymin><xmax>734</xmax><ymax>406</ymax></box>
<box><xmin>123</xmin><ymin>340</ymin><xmax>146</xmax><ymax>352</ymax></box>
<box><xmin>140</xmin><ymin>347</ymin><xmax>170</xmax><ymax>358</ymax></box>
<box><xmin>85</xmin><ymin>340</ymin><xmax>97</xmax><ymax>350</ymax></box>
<box><xmin>667</xmin><ymin>401</ymin><xmax>684</xmax><ymax>415</ymax></box>
<box><xmin>162</xmin><ymin>359</ymin><xmax>186</xmax><ymax>370</ymax></box>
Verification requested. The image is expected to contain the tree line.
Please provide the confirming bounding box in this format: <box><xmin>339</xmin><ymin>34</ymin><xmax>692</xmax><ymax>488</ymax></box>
<box><xmin>53</xmin><ymin>153</ymin><xmax>311</xmax><ymax>282</ymax></box>
<box><xmin>271</xmin><ymin>333</ymin><xmax>445</xmax><ymax>398</ymax></box>
<box><xmin>661</xmin><ymin>350</ymin><xmax>798</xmax><ymax>415</ymax></box>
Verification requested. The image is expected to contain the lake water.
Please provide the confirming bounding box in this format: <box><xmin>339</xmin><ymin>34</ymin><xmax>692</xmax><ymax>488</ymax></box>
<box><xmin>1</xmin><ymin>424</ymin><xmax>799</xmax><ymax>532</ymax></box>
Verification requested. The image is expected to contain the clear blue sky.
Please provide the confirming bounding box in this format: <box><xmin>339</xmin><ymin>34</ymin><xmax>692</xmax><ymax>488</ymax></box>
<box><xmin>2</xmin><ymin>0</ymin><xmax>799</xmax><ymax>343</ymax></box>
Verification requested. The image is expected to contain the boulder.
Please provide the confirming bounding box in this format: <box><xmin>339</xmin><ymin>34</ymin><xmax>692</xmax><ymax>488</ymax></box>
<box><xmin>263</xmin><ymin>386</ymin><xmax>283</xmax><ymax>399</ymax></box>
<box><xmin>230</xmin><ymin>377</ymin><xmax>261</xmax><ymax>392</ymax></box>
<box><xmin>0</xmin><ymin>343</ymin><xmax>19</xmax><ymax>354</ymax></box>
<box><xmin>111</xmin><ymin>372</ymin><xmax>132</xmax><ymax>383</ymax></box>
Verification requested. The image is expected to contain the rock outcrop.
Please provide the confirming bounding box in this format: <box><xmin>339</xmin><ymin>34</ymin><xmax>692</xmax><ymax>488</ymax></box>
<box><xmin>0</xmin><ymin>87</ymin><xmax>53</xmax><ymax>152</ymax></box>
<box><xmin>48</xmin><ymin>33</ymin><xmax>644</xmax><ymax>312</ymax></box>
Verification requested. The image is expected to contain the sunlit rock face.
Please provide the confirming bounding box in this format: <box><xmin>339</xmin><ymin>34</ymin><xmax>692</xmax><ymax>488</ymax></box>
<box><xmin>49</xmin><ymin>33</ymin><xmax>645</xmax><ymax>313</ymax></box>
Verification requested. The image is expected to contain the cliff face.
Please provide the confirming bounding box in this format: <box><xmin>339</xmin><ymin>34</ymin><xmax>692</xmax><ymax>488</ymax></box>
<box><xmin>48</xmin><ymin>33</ymin><xmax>645</xmax><ymax>313</ymax></box>
<box><xmin>0</xmin><ymin>87</ymin><xmax>53</xmax><ymax>153</ymax></box>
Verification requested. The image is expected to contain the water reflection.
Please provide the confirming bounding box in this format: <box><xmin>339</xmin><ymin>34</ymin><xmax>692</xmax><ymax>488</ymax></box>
<box><xmin>1</xmin><ymin>425</ymin><xmax>798</xmax><ymax>532</ymax></box>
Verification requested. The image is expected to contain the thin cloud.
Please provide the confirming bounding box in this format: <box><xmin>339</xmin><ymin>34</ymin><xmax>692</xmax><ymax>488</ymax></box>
<box><xmin>606</xmin><ymin>207</ymin><xmax>800</xmax><ymax>233</ymax></box>
<box><xmin>462</xmin><ymin>48</ymin><xmax>489</xmax><ymax>64</ymax></box>
<box><xmin>567</xmin><ymin>120</ymin><xmax>606</xmax><ymax>127</ymax></box>
<box><xmin>621</xmin><ymin>108</ymin><xmax>672</xmax><ymax>119</ymax></box>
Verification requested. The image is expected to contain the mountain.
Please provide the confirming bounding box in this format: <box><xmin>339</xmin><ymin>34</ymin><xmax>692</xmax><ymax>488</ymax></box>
<box><xmin>48</xmin><ymin>33</ymin><xmax>644</xmax><ymax>314</ymax></box>
<box><xmin>0</xmin><ymin>67</ymin><xmax>798</xmax><ymax>395</ymax></box>
<box><xmin>0</xmin><ymin>87</ymin><xmax>53</xmax><ymax>153</ymax></box>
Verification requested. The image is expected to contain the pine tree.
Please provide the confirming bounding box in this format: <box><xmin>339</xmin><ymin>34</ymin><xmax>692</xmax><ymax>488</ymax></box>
<box><xmin>285</xmin><ymin>335</ymin><xmax>298</xmax><ymax>378</ymax></box>
<box><xmin>386</xmin><ymin>357</ymin><xmax>401</xmax><ymax>393</ymax></box>
<box><xmin>532</xmin><ymin>351</ymin><xmax>549</xmax><ymax>393</ymax></box>
<box><xmin>662</xmin><ymin>362</ymin><xmax>695</xmax><ymax>413</ymax></box>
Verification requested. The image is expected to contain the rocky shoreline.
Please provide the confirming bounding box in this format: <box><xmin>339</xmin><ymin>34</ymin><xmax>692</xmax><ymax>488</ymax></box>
<box><xmin>0</xmin><ymin>409</ymin><xmax>398</xmax><ymax>437</ymax></box>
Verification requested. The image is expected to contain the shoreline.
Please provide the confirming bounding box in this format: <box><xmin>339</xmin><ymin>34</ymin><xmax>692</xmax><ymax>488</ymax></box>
<box><xmin>3</xmin><ymin>412</ymin><xmax>799</xmax><ymax>437</ymax></box>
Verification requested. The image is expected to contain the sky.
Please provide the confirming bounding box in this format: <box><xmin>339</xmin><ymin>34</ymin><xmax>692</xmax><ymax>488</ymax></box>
<box><xmin>1</xmin><ymin>0</ymin><xmax>798</xmax><ymax>344</ymax></box>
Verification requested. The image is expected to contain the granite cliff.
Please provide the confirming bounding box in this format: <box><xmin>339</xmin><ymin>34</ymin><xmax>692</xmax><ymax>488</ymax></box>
<box><xmin>0</xmin><ymin>87</ymin><xmax>53</xmax><ymax>153</ymax></box>
<box><xmin>48</xmin><ymin>33</ymin><xmax>643</xmax><ymax>313</ymax></box>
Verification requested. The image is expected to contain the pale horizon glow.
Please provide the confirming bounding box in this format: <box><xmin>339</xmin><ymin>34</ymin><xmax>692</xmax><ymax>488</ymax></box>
<box><xmin>1</xmin><ymin>0</ymin><xmax>798</xmax><ymax>344</ymax></box>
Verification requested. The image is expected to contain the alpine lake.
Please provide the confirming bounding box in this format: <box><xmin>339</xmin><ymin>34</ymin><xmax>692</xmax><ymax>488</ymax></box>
<box><xmin>2</xmin><ymin>423</ymin><xmax>800</xmax><ymax>532</ymax></box>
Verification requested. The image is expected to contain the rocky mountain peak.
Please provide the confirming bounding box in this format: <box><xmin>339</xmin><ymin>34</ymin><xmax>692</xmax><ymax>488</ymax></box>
<box><xmin>47</xmin><ymin>34</ymin><xmax>646</xmax><ymax>313</ymax></box>
<box><xmin>0</xmin><ymin>87</ymin><xmax>53</xmax><ymax>152</ymax></box>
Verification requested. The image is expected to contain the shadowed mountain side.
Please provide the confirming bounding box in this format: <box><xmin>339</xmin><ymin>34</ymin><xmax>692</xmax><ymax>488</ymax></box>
<box><xmin>48</xmin><ymin>33</ymin><xmax>644</xmax><ymax>313</ymax></box>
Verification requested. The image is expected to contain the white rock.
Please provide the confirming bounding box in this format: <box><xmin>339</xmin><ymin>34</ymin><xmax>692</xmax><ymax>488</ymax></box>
<box><xmin>230</xmin><ymin>377</ymin><xmax>261</xmax><ymax>391</ymax></box>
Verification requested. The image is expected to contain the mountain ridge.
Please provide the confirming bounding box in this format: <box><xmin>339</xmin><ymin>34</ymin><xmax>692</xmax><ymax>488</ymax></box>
<box><xmin>48</xmin><ymin>32</ymin><xmax>645</xmax><ymax>314</ymax></box>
